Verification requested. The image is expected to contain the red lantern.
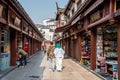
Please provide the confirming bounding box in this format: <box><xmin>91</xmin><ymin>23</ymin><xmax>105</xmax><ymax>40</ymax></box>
<box><xmin>24</xmin><ymin>45</ymin><xmax>29</xmax><ymax>52</ymax></box>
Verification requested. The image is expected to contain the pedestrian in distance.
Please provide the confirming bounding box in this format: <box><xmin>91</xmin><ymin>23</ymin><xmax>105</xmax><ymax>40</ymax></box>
<box><xmin>17</xmin><ymin>46</ymin><xmax>27</xmax><ymax>67</ymax></box>
<box><xmin>47</xmin><ymin>42</ymin><xmax>55</xmax><ymax>72</ymax></box>
<box><xmin>53</xmin><ymin>42</ymin><xmax>65</xmax><ymax>72</ymax></box>
<box><xmin>43</xmin><ymin>46</ymin><xmax>46</xmax><ymax>54</ymax></box>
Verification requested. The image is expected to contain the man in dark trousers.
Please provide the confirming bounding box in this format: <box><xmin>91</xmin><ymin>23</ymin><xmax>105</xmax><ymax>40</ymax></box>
<box><xmin>17</xmin><ymin>47</ymin><xmax>27</xmax><ymax>67</ymax></box>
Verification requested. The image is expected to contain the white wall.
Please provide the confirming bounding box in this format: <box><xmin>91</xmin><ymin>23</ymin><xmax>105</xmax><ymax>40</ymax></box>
<box><xmin>42</xmin><ymin>18</ymin><xmax>56</xmax><ymax>41</ymax></box>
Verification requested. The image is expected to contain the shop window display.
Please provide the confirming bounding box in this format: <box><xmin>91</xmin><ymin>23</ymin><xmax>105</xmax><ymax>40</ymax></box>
<box><xmin>103</xmin><ymin>27</ymin><xmax>117</xmax><ymax>58</ymax></box>
<box><xmin>103</xmin><ymin>26</ymin><xmax>118</xmax><ymax>80</ymax></box>
<box><xmin>81</xmin><ymin>32</ymin><xmax>91</xmax><ymax>67</ymax></box>
<box><xmin>96</xmin><ymin>28</ymin><xmax>106</xmax><ymax>74</ymax></box>
<box><xmin>96</xmin><ymin>26</ymin><xmax>118</xmax><ymax>80</ymax></box>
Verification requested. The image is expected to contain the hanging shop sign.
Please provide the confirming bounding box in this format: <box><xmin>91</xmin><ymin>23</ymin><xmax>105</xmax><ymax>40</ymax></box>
<box><xmin>25</xmin><ymin>26</ymin><xmax>28</xmax><ymax>32</ymax></box>
<box><xmin>14</xmin><ymin>17</ymin><xmax>21</xmax><ymax>27</ymax></box>
<box><xmin>90</xmin><ymin>11</ymin><xmax>101</xmax><ymax>23</ymax></box>
<box><xmin>77</xmin><ymin>25</ymin><xmax>82</xmax><ymax>29</ymax></box>
<box><xmin>29</xmin><ymin>29</ymin><xmax>32</xmax><ymax>36</ymax></box>
<box><xmin>77</xmin><ymin>22</ymin><xmax>83</xmax><ymax>29</ymax></box>
<box><xmin>0</xmin><ymin>4</ymin><xmax>3</xmax><ymax>17</ymax></box>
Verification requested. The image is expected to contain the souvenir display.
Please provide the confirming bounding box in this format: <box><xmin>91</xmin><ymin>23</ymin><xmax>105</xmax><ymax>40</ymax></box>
<box><xmin>81</xmin><ymin>32</ymin><xmax>91</xmax><ymax>67</ymax></box>
<box><xmin>96</xmin><ymin>27</ymin><xmax>118</xmax><ymax>79</ymax></box>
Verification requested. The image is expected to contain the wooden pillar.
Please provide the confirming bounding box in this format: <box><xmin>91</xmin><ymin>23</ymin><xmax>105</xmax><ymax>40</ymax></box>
<box><xmin>90</xmin><ymin>28</ymin><xmax>97</xmax><ymax>70</ymax></box>
<box><xmin>28</xmin><ymin>38</ymin><xmax>30</xmax><ymax>57</ymax></box>
<box><xmin>117</xmin><ymin>23</ymin><xmax>120</xmax><ymax>80</ymax></box>
<box><xmin>74</xmin><ymin>38</ymin><xmax>77</xmax><ymax>59</ymax></box>
<box><xmin>33</xmin><ymin>39</ymin><xmax>36</xmax><ymax>54</ymax></box>
<box><xmin>110</xmin><ymin>0</ymin><xmax>114</xmax><ymax>18</ymax></box>
<box><xmin>38</xmin><ymin>41</ymin><xmax>40</xmax><ymax>51</ymax></box>
<box><xmin>73</xmin><ymin>39</ymin><xmax>75</xmax><ymax>59</ymax></box>
<box><xmin>71</xmin><ymin>38</ymin><xmax>75</xmax><ymax>58</ymax></box>
<box><xmin>33</xmin><ymin>39</ymin><xmax>35</xmax><ymax>54</ymax></box>
<box><xmin>64</xmin><ymin>39</ymin><xmax>67</xmax><ymax>54</ymax></box>
<box><xmin>39</xmin><ymin>42</ymin><xmax>41</xmax><ymax>51</ymax></box>
<box><xmin>10</xmin><ymin>30</ymin><xmax>17</xmax><ymax>66</ymax></box>
<box><xmin>77</xmin><ymin>35</ymin><xmax>82</xmax><ymax>61</ymax></box>
<box><xmin>71</xmin><ymin>38</ymin><xmax>73</xmax><ymax>58</ymax></box>
<box><xmin>0</xmin><ymin>27</ymin><xmax>1</xmax><ymax>53</ymax></box>
<box><xmin>66</xmin><ymin>38</ymin><xmax>69</xmax><ymax>55</ymax></box>
<box><xmin>109</xmin><ymin>0</ymin><xmax>115</xmax><ymax>25</ymax></box>
<box><xmin>22</xmin><ymin>35</ymin><xmax>24</xmax><ymax>49</ymax></box>
<box><xmin>31</xmin><ymin>39</ymin><xmax>33</xmax><ymax>55</ymax></box>
<box><xmin>39</xmin><ymin>42</ymin><xmax>42</xmax><ymax>50</ymax></box>
<box><xmin>34</xmin><ymin>40</ymin><xmax>35</xmax><ymax>53</ymax></box>
<box><xmin>84</xmin><ymin>17</ymin><xmax>88</xmax><ymax>32</ymax></box>
<box><xmin>68</xmin><ymin>38</ymin><xmax>71</xmax><ymax>57</ymax></box>
<box><xmin>29</xmin><ymin>38</ymin><xmax>31</xmax><ymax>56</ymax></box>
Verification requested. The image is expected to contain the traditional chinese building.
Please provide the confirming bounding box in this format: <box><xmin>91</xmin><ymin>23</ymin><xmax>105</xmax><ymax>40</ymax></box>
<box><xmin>0</xmin><ymin>0</ymin><xmax>43</xmax><ymax>71</ymax></box>
<box><xmin>55</xmin><ymin>0</ymin><xmax>120</xmax><ymax>79</ymax></box>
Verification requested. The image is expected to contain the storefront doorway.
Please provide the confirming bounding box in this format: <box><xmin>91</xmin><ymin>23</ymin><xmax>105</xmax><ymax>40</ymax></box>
<box><xmin>96</xmin><ymin>26</ymin><xmax>118</xmax><ymax>80</ymax></box>
<box><xmin>81</xmin><ymin>32</ymin><xmax>91</xmax><ymax>68</ymax></box>
<box><xmin>0</xmin><ymin>27</ymin><xmax>10</xmax><ymax>71</ymax></box>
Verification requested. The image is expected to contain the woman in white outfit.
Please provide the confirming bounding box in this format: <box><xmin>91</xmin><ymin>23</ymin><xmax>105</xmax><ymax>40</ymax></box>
<box><xmin>54</xmin><ymin>43</ymin><xmax>65</xmax><ymax>72</ymax></box>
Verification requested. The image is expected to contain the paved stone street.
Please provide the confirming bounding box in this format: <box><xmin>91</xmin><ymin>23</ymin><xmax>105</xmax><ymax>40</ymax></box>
<box><xmin>1</xmin><ymin>51</ymin><xmax>104</xmax><ymax>80</ymax></box>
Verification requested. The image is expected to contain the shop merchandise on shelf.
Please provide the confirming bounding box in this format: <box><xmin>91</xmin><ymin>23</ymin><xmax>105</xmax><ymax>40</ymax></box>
<box><xmin>96</xmin><ymin>27</ymin><xmax>118</xmax><ymax>80</ymax></box>
<box><xmin>96</xmin><ymin>28</ymin><xmax>106</xmax><ymax>74</ymax></box>
<box><xmin>81</xmin><ymin>33</ymin><xmax>91</xmax><ymax>67</ymax></box>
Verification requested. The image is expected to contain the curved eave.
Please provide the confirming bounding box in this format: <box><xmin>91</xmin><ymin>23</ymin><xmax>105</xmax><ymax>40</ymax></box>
<box><xmin>64</xmin><ymin>0</ymin><xmax>75</xmax><ymax>15</ymax></box>
<box><xmin>55</xmin><ymin>24</ymin><xmax>70</xmax><ymax>33</ymax></box>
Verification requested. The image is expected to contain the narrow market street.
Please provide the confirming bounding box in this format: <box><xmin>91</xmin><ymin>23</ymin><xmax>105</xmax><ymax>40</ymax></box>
<box><xmin>1</xmin><ymin>0</ymin><xmax>120</xmax><ymax>80</ymax></box>
<box><xmin>0</xmin><ymin>51</ymin><xmax>104</xmax><ymax>80</ymax></box>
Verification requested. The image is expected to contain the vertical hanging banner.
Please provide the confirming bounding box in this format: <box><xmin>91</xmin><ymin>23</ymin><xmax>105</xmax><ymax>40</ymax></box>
<box><xmin>14</xmin><ymin>17</ymin><xmax>21</xmax><ymax>27</ymax></box>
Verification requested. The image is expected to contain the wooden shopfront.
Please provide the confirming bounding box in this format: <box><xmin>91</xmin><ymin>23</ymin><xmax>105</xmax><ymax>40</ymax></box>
<box><xmin>0</xmin><ymin>0</ymin><xmax>43</xmax><ymax>71</ymax></box>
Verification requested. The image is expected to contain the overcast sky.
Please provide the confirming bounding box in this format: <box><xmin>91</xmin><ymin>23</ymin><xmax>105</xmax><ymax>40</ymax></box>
<box><xmin>18</xmin><ymin>0</ymin><xmax>68</xmax><ymax>24</ymax></box>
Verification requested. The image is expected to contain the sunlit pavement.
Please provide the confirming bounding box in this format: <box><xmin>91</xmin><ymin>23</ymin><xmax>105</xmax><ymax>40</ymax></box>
<box><xmin>1</xmin><ymin>51</ymin><xmax>104</xmax><ymax>80</ymax></box>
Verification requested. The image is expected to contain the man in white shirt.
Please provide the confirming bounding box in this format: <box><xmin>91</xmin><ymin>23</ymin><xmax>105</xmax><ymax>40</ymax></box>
<box><xmin>54</xmin><ymin>43</ymin><xmax>65</xmax><ymax>72</ymax></box>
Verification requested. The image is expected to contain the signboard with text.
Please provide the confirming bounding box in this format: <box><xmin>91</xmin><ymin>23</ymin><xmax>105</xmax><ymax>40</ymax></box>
<box><xmin>90</xmin><ymin>11</ymin><xmax>101</xmax><ymax>23</ymax></box>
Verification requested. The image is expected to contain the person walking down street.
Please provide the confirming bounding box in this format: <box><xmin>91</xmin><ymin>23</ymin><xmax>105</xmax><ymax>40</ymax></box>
<box><xmin>53</xmin><ymin>43</ymin><xmax>65</xmax><ymax>72</ymax></box>
<box><xmin>42</xmin><ymin>45</ymin><xmax>46</xmax><ymax>54</ymax></box>
<box><xmin>47</xmin><ymin>42</ymin><xmax>55</xmax><ymax>72</ymax></box>
<box><xmin>17</xmin><ymin>47</ymin><xmax>27</xmax><ymax>67</ymax></box>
